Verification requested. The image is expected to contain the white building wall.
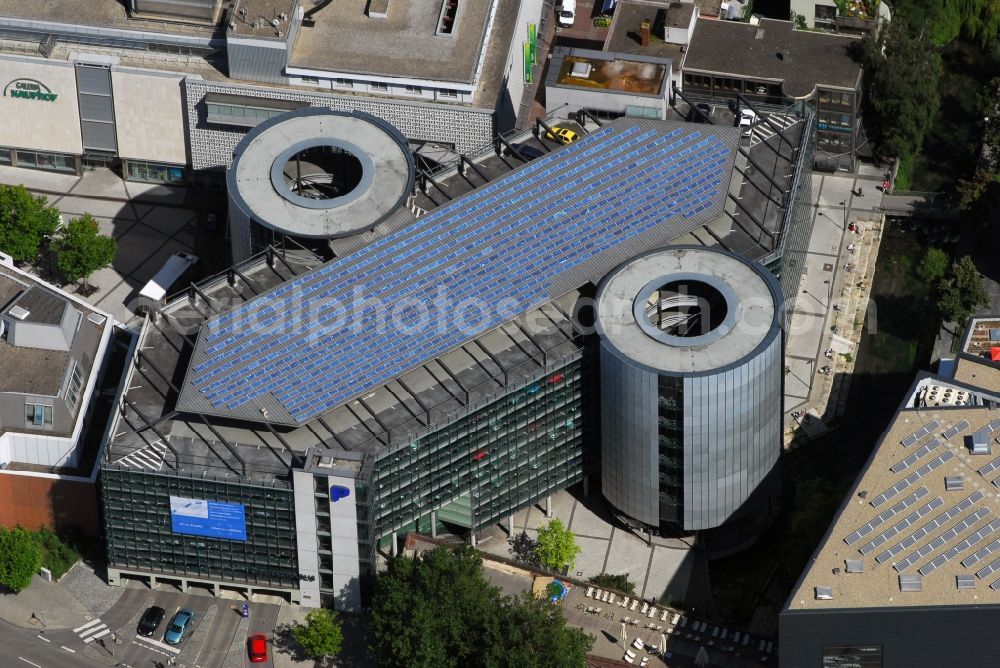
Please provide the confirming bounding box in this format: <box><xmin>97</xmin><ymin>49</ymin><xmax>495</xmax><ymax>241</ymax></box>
<box><xmin>0</xmin><ymin>55</ymin><xmax>82</xmax><ymax>154</ymax></box>
<box><xmin>292</xmin><ymin>470</ymin><xmax>322</xmax><ymax>608</ymax></box>
<box><xmin>326</xmin><ymin>474</ymin><xmax>361</xmax><ymax>611</ymax></box>
<box><xmin>111</xmin><ymin>67</ymin><xmax>188</xmax><ymax>164</ymax></box>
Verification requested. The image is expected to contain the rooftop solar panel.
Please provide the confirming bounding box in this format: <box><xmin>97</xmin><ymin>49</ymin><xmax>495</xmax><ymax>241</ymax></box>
<box><xmin>859</xmin><ymin>498</ymin><xmax>944</xmax><ymax>556</ymax></box>
<box><xmin>876</xmin><ymin>491</ymin><xmax>984</xmax><ymax>564</ymax></box>
<box><xmin>962</xmin><ymin>536</ymin><xmax>1000</xmax><ymax>568</ymax></box>
<box><xmin>943</xmin><ymin>420</ymin><xmax>971</xmax><ymax>440</ymax></box>
<box><xmin>977</xmin><ymin>456</ymin><xmax>1000</xmax><ymax>477</ymax></box>
<box><xmin>890</xmin><ymin>438</ymin><xmax>942</xmax><ymax>474</ymax></box>
<box><xmin>918</xmin><ymin>517</ymin><xmax>1000</xmax><ymax>576</ymax></box>
<box><xmin>895</xmin><ymin>507</ymin><xmax>990</xmax><ymax>572</ymax></box>
<box><xmin>177</xmin><ymin>120</ymin><xmax>741</xmax><ymax>425</ymax></box>
<box><xmin>844</xmin><ymin>487</ymin><xmax>929</xmax><ymax>545</ymax></box>
<box><xmin>870</xmin><ymin>452</ymin><xmax>954</xmax><ymax>508</ymax></box>
<box><xmin>900</xmin><ymin>420</ymin><xmax>940</xmax><ymax>447</ymax></box>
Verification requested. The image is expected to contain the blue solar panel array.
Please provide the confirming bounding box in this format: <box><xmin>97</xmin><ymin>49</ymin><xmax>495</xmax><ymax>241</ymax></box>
<box><xmin>185</xmin><ymin>121</ymin><xmax>735</xmax><ymax>424</ymax></box>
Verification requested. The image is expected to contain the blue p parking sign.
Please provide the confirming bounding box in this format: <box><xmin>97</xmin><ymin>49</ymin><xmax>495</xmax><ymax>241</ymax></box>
<box><xmin>330</xmin><ymin>485</ymin><xmax>351</xmax><ymax>502</ymax></box>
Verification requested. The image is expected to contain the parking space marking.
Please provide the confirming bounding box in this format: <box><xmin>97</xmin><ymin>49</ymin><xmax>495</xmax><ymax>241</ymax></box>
<box><xmin>18</xmin><ymin>658</ymin><xmax>41</xmax><ymax>667</ymax></box>
<box><xmin>36</xmin><ymin>635</ymin><xmax>49</xmax><ymax>643</ymax></box>
<box><xmin>61</xmin><ymin>645</ymin><xmax>76</xmax><ymax>653</ymax></box>
<box><xmin>134</xmin><ymin>635</ymin><xmax>181</xmax><ymax>654</ymax></box>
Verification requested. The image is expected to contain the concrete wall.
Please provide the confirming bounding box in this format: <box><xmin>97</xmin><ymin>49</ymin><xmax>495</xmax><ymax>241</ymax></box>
<box><xmin>111</xmin><ymin>68</ymin><xmax>188</xmax><ymax>164</ymax></box>
<box><xmin>0</xmin><ymin>472</ymin><xmax>98</xmax><ymax>536</ymax></box>
<box><xmin>184</xmin><ymin>78</ymin><xmax>495</xmax><ymax>170</ymax></box>
<box><xmin>0</xmin><ymin>431</ymin><xmax>77</xmax><ymax>468</ymax></box>
<box><xmin>325</xmin><ymin>474</ymin><xmax>361</xmax><ymax>612</ymax></box>
<box><xmin>292</xmin><ymin>471</ymin><xmax>321</xmax><ymax>608</ymax></box>
<box><xmin>227</xmin><ymin>36</ymin><xmax>290</xmax><ymax>86</ymax></box>
<box><xmin>0</xmin><ymin>55</ymin><xmax>82</xmax><ymax>154</ymax></box>
<box><xmin>546</xmin><ymin>85</ymin><xmax>667</xmax><ymax>119</ymax></box>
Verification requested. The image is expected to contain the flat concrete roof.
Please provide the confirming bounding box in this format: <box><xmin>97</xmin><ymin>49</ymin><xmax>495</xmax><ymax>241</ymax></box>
<box><xmin>288</xmin><ymin>0</ymin><xmax>495</xmax><ymax>84</ymax></box>
<box><xmin>787</xmin><ymin>383</ymin><xmax>1000</xmax><ymax>611</ymax></box>
<box><xmin>0</xmin><ymin>340</ymin><xmax>67</xmax><ymax>396</ymax></box>
<box><xmin>228</xmin><ymin>108</ymin><xmax>414</xmax><ymax>239</ymax></box>
<box><xmin>551</xmin><ymin>49</ymin><xmax>668</xmax><ymax>96</ymax></box>
<box><xmin>684</xmin><ymin>18</ymin><xmax>863</xmax><ymax>97</ymax></box>
<box><xmin>0</xmin><ymin>0</ymin><xmax>220</xmax><ymax>33</ymax></box>
<box><xmin>228</xmin><ymin>0</ymin><xmax>296</xmax><ymax>36</ymax></box>
<box><xmin>604</xmin><ymin>0</ymin><xmax>687</xmax><ymax>65</ymax></box>
<box><xmin>595</xmin><ymin>246</ymin><xmax>780</xmax><ymax>374</ymax></box>
<box><xmin>953</xmin><ymin>356</ymin><xmax>1000</xmax><ymax>396</ymax></box>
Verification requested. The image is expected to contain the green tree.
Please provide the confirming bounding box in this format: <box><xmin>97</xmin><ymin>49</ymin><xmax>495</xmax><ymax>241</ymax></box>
<box><xmin>0</xmin><ymin>527</ymin><xmax>42</xmax><ymax>593</ymax></box>
<box><xmin>916</xmin><ymin>246</ymin><xmax>950</xmax><ymax>283</ymax></box>
<box><xmin>535</xmin><ymin>518</ymin><xmax>581</xmax><ymax>572</ymax></box>
<box><xmin>0</xmin><ymin>184</ymin><xmax>60</xmax><ymax>263</ymax></box>
<box><xmin>292</xmin><ymin>608</ymin><xmax>343</xmax><ymax>661</ymax></box>
<box><xmin>370</xmin><ymin>546</ymin><xmax>592</xmax><ymax>668</ymax></box>
<box><xmin>938</xmin><ymin>255</ymin><xmax>989</xmax><ymax>324</ymax></box>
<box><xmin>862</xmin><ymin>21</ymin><xmax>943</xmax><ymax>162</ymax></box>
<box><xmin>54</xmin><ymin>214</ymin><xmax>116</xmax><ymax>290</ymax></box>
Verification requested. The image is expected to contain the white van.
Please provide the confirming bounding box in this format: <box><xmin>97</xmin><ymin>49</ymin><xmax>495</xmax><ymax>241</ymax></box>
<box><xmin>135</xmin><ymin>252</ymin><xmax>199</xmax><ymax>313</ymax></box>
<box><xmin>558</xmin><ymin>0</ymin><xmax>576</xmax><ymax>27</ymax></box>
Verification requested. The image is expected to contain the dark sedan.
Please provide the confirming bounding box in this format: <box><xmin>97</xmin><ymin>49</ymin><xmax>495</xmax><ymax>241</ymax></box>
<box><xmin>137</xmin><ymin>606</ymin><xmax>166</xmax><ymax>637</ymax></box>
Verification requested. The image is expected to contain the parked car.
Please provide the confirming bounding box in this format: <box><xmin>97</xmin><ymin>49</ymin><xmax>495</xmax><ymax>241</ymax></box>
<box><xmin>545</xmin><ymin>126</ymin><xmax>579</xmax><ymax>145</ymax></box>
<box><xmin>135</xmin><ymin>251</ymin><xmax>200</xmax><ymax>314</ymax></box>
<box><xmin>688</xmin><ymin>103</ymin><xmax>712</xmax><ymax>124</ymax></box>
<box><xmin>164</xmin><ymin>608</ymin><xmax>195</xmax><ymax>645</ymax></box>
<box><xmin>737</xmin><ymin>108</ymin><xmax>758</xmax><ymax>137</ymax></box>
<box><xmin>503</xmin><ymin>144</ymin><xmax>546</xmax><ymax>161</ymax></box>
<box><xmin>248</xmin><ymin>634</ymin><xmax>269</xmax><ymax>663</ymax></box>
<box><xmin>137</xmin><ymin>606</ymin><xmax>165</xmax><ymax>637</ymax></box>
<box><xmin>558</xmin><ymin>0</ymin><xmax>576</xmax><ymax>27</ymax></box>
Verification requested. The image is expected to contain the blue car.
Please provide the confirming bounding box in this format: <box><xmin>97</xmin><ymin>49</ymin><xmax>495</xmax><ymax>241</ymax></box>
<box><xmin>164</xmin><ymin>608</ymin><xmax>195</xmax><ymax>645</ymax></box>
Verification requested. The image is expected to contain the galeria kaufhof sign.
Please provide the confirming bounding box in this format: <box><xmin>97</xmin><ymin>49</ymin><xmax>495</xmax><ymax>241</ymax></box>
<box><xmin>3</xmin><ymin>79</ymin><xmax>57</xmax><ymax>101</ymax></box>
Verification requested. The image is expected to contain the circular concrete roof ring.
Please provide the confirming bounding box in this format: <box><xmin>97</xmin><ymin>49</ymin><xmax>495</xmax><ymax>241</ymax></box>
<box><xmin>228</xmin><ymin>108</ymin><xmax>415</xmax><ymax>239</ymax></box>
<box><xmin>595</xmin><ymin>246</ymin><xmax>782</xmax><ymax>375</ymax></box>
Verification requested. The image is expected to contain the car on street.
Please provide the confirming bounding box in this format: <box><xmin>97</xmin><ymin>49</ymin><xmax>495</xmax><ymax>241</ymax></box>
<box><xmin>137</xmin><ymin>606</ymin><xmax>166</xmax><ymax>637</ymax></box>
<box><xmin>248</xmin><ymin>634</ymin><xmax>269</xmax><ymax>663</ymax></box>
<box><xmin>737</xmin><ymin>108</ymin><xmax>758</xmax><ymax>137</ymax></box>
<box><xmin>503</xmin><ymin>143</ymin><xmax>546</xmax><ymax>161</ymax></box>
<box><xmin>164</xmin><ymin>608</ymin><xmax>195</xmax><ymax>645</ymax></box>
<box><xmin>545</xmin><ymin>126</ymin><xmax>578</xmax><ymax>144</ymax></box>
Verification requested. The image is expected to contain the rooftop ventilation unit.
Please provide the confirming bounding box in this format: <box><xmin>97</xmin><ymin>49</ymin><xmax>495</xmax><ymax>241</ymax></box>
<box><xmin>899</xmin><ymin>574</ymin><xmax>923</xmax><ymax>592</ymax></box>
<box><xmin>957</xmin><ymin>574</ymin><xmax>975</xmax><ymax>589</ymax></box>
<box><xmin>971</xmin><ymin>431</ymin><xmax>991</xmax><ymax>455</ymax></box>
<box><xmin>317</xmin><ymin>455</ymin><xmax>334</xmax><ymax>468</ymax></box>
<box><xmin>845</xmin><ymin>560</ymin><xmax>863</xmax><ymax>573</ymax></box>
<box><xmin>570</xmin><ymin>62</ymin><xmax>593</xmax><ymax>79</ymax></box>
<box><xmin>945</xmin><ymin>476</ymin><xmax>965</xmax><ymax>491</ymax></box>
<box><xmin>814</xmin><ymin>586</ymin><xmax>833</xmax><ymax>600</ymax></box>
<box><xmin>8</xmin><ymin>305</ymin><xmax>29</xmax><ymax>320</ymax></box>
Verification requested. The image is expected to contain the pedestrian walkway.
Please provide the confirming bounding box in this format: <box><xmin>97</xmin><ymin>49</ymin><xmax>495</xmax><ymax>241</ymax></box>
<box><xmin>73</xmin><ymin>617</ymin><xmax>110</xmax><ymax>644</ymax></box>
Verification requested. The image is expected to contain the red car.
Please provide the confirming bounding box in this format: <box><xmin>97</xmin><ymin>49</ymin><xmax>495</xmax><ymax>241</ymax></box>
<box><xmin>248</xmin><ymin>634</ymin><xmax>268</xmax><ymax>663</ymax></box>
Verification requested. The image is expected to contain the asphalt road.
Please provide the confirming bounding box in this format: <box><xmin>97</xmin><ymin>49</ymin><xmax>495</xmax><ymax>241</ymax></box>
<box><xmin>0</xmin><ymin>620</ymin><xmax>95</xmax><ymax>668</ymax></box>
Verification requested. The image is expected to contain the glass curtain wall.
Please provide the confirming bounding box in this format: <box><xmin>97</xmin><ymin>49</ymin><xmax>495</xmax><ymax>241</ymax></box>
<box><xmin>658</xmin><ymin>375</ymin><xmax>684</xmax><ymax>524</ymax></box>
<box><xmin>101</xmin><ymin>468</ymin><xmax>298</xmax><ymax>588</ymax></box>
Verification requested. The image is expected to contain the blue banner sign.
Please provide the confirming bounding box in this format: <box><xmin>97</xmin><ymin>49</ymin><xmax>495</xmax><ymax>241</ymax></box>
<box><xmin>330</xmin><ymin>485</ymin><xmax>351</xmax><ymax>502</ymax></box>
<box><xmin>169</xmin><ymin>496</ymin><xmax>247</xmax><ymax>541</ymax></box>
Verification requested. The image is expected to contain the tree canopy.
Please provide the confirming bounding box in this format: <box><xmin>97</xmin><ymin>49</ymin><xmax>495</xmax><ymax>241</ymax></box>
<box><xmin>0</xmin><ymin>184</ymin><xmax>60</xmax><ymax>263</ymax></box>
<box><xmin>917</xmin><ymin>247</ymin><xmax>950</xmax><ymax>283</ymax></box>
<box><xmin>937</xmin><ymin>255</ymin><xmax>989</xmax><ymax>324</ymax></box>
<box><xmin>862</xmin><ymin>20</ymin><xmax>943</xmax><ymax>162</ymax></box>
<box><xmin>54</xmin><ymin>214</ymin><xmax>116</xmax><ymax>288</ymax></box>
<box><xmin>895</xmin><ymin>0</ymin><xmax>1000</xmax><ymax>51</ymax></box>
<box><xmin>535</xmin><ymin>518</ymin><xmax>582</xmax><ymax>572</ymax></box>
<box><xmin>0</xmin><ymin>527</ymin><xmax>42</xmax><ymax>593</ymax></box>
<box><xmin>370</xmin><ymin>546</ymin><xmax>593</xmax><ymax>668</ymax></box>
<box><xmin>292</xmin><ymin>608</ymin><xmax>343</xmax><ymax>661</ymax></box>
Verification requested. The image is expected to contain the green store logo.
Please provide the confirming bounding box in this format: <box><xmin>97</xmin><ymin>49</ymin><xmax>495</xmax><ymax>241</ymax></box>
<box><xmin>3</xmin><ymin>79</ymin><xmax>58</xmax><ymax>102</ymax></box>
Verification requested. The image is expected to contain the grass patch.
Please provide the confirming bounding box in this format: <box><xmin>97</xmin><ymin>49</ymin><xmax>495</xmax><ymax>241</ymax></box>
<box><xmin>894</xmin><ymin>152</ymin><xmax>914</xmax><ymax>191</ymax></box>
<box><xmin>29</xmin><ymin>529</ymin><xmax>80</xmax><ymax>580</ymax></box>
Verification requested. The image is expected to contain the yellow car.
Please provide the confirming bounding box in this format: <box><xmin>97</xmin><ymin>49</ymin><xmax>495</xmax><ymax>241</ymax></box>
<box><xmin>545</xmin><ymin>126</ymin><xmax>578</xmax><ymax>144</ymax></box>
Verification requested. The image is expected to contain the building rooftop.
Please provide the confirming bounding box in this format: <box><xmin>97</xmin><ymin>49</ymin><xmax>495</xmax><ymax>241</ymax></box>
<box><xmin>228</xmin><ymin>108</ymin><xmax>415</xmax><ymax>239</ymax></box>
<box><xmin>0</xmin><ymin>0</ymin><xmax>220</xmax><ymax>35</ymax></box>
<box><xmin>0</xmin><ymin>271</ymin><xmax>69</xmax><ymax>396</ymax></box>
<box><xmin>604</xmin><ymin>0</ymin><xmax>688</xmax><ymax>65</ymax></box>
<box><xmin>953</xmin><ymin>355</ymin><xmax>1000</xmax><ymax>396</ymax></box>
<box><xmin>786</xmin><ymin>374</ymin><xmax>1000</xmax><ymax>612</ymax></box>
<box><xmin>548</xmin><ymin>48</ymin><xmax>669</xmax><ymax>97</ymax></box>
<box><xmin>10</xmin><ymin>286</ymin><xmax>66</xmax><ymax>325</ymax></box>
<box><xmin>287</xmin><ymin>0</ymin><xmax>496</xmax><ymax>84</ymax></box>
<box><xmin>595</xmin><ymin>246</ymin><xmax>781</xmax><ymax>374</ymax></box>
<box><xmin>684</xmin><ymin>17</ymin><xmax>863</xmax><ymax>97</ymax></box>
<box><xmin>176</xmin><ymin>119</ymin><xmax>740</xmax><ymax>427</ymax></box>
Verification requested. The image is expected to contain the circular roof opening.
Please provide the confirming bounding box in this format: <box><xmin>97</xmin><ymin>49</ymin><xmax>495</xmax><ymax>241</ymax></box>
<box><xmin>631</xmin><ymin>272</ymin><xmax>739</xmax><ymax>348</ymax></box>
<box><xmin>282</xmin><ymin>145</ymin><xmax>364</xmax><ymax>201</ymax></box>
<box><xmin>643</xmin><ymin>279</ymin><xmax>728</xmax><ymax>337</ymax></box>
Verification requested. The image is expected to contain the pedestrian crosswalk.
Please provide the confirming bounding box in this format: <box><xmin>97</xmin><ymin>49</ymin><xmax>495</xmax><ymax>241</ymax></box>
<box><xmin>73</xmin><ymin>618</ymin><xmax>111</xmax><ymax>644</ymax></box>
<box><xmin>748</xmin><ymin>113</ymin><xmax>802</xmax><ymax>147</ymax></box>
<box><xmin>112</xmin><ymin>440</ymin><xmax>168</xmax><ymax>471</ymax></box>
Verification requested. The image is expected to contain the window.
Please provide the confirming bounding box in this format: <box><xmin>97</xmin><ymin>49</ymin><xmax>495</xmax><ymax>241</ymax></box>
<box><xmin>440</xmin><ymin>89</ymin><xmax>459</xmax><ymax>99</ymax></box>
<box><xmin>404</xmin><ymin>85</ymin><xmax>423</xmax><ymax>95</ymax></box>
<box><xmin>15</xmin><ymin>150</ymin><xmax>76</xmax><ymax>173</ymax></box>
<box><xmin>815</xmin><ymin>4</ymin><xmax>837</xmax><ymax>21</ymax></box>
<box><xmin>370</xmin><ymin>82</ymin><xmax>389</xmax><ymax>92</ymax></box>
<box><xmin>206</xmin><ymin>102</ymin><xmax>296</xmax><ymax>128</ymax></box>
<box><xmin>65</xmin><ymin>362</ymin><xmax>85</xmax><ymax>411</ymax></box>
<box><xmin>334</xmin><ymin>78</ymin><xmax>353</xmax><ymax>88</ymax></box>
<box><xmin>0</xmin><ymin>147</ymin><xmax>10</xmax><ymax>166</ymax></box>
<box><xmin>25</xmin><ymin>403</ymin><xmax>54</xmax><ymax>427</ymax></box>
<box><xmin>299</xmin><ymin>76</ymin><xmax>320</xmax><ymax>84</ymax></box>
<box><xmin>823</xmin><ymin>646</ymin><xmax>882</xmax><ymax>668</ymax></box>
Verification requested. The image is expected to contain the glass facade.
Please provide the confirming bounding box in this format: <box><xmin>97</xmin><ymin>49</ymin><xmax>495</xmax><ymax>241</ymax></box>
<box><xmin>657</xmin><ymin>375</ymin><xmax>684</xmax><ymax>523</ymax></box>
<box><xmin>353</xmin><ymin>355</ymin><xmax>590</xmax><ymax>571</ymax></box>
<box><xmin>10</xmin><ymin>148</ymin><xmax>79</xmax><ymax>174</ymax></box>
<box><xmin>0</xmin><ymin>147</ymin><xmax>10</xmax><ymax>165</ymax></box>
<box><xmin>102</xmin><ymin>469</ymin><xmax>298</xmax><ymax>588</ymax></box>
<box><xmin>125</xmin><ymin>160</ymin><xmax>186</xmax><ymax>185</ymax></box>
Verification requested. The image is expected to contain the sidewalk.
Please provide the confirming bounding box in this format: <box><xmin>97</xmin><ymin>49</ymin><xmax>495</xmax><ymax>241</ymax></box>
<box><xmin>0</xmin><ymin>573</ymin><xmax>93</xmax><ymax>630</ymax></box>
